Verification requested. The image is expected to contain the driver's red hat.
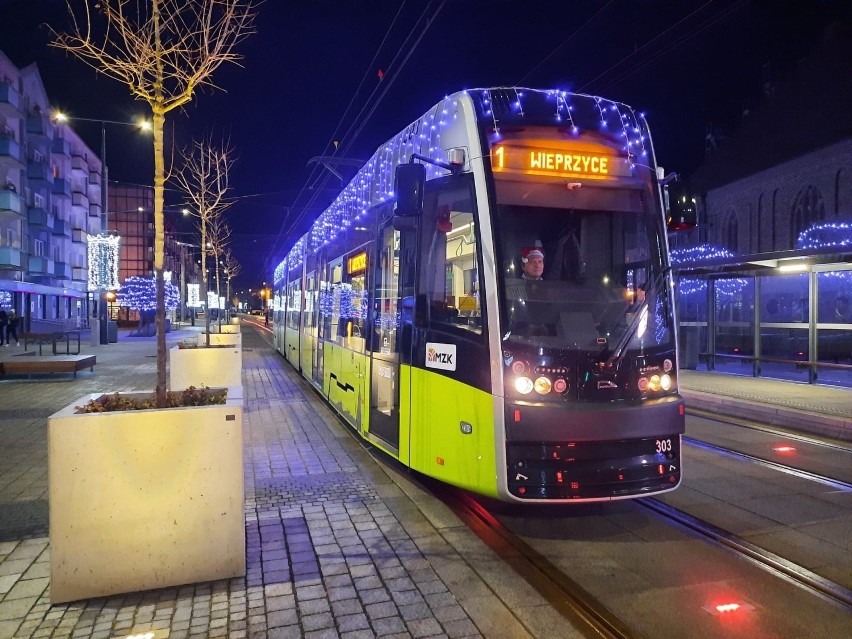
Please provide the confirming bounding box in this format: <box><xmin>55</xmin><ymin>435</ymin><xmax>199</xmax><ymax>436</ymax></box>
<box><xmin>521</xmin><ymin>247</ymin><xmax>544</xmax><ymax>263</ymax></box>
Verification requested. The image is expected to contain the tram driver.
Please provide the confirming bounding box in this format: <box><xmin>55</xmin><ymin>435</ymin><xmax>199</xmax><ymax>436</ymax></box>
<box><xmin>520</xmin><ymin>247</ymin><xmax>544</xmax><ymax>280</ymax></box>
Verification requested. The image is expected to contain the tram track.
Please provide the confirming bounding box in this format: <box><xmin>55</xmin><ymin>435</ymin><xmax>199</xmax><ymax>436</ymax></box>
<box><xmin>686</xmin><ymin>406</ymin><xmax>851</xmax><ymax>452</ymax></box>
<box><xmin>639</xmin><ymin>497</ymin><xmax>852</xmax><ymax>609</ymax></box>
<box><xmin>436</xmin><ymin>483</ymin><xmax>643</xmax><ymax>639</ymax></box>
<box><xmin>683</xmin><ymin>436</ymin><xmax>852</xmax><ymax>491</ymax></box>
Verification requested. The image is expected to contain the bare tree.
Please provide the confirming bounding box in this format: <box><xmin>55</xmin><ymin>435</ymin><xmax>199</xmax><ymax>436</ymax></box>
<box><xmin>207</xmin><ymin>216</ymin><xmax>232</xmax><ymax>332</ymax></box>
<box><xmin>173</xmin><ymin>138</ymin><xmax>235</xmax><ymax>345</ymax></box>
<box><xmin>52</xmin><ymin>0</ymin><xmax>256</xmax><ymax>405</ymax></box>
<box><xmin>223</xmin><ymin>248</ymin><xmax>241</xmax><ymax>317</ymax></box>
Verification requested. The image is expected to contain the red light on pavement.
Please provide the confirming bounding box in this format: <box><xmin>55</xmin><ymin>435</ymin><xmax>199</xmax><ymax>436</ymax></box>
<box><xmin>703</xmin><ymin>599</ymin><xmax>754</xmax><ymax>616</ymax></box>
<box><xmin>773</xmin><ymin>445</ymin><xmax>796</xmax><ymax>454</ymax></box>
<box><xmin>716</xmin><ymin>603</ymin><xmax>740</xmax><ymax>613</ymax></box>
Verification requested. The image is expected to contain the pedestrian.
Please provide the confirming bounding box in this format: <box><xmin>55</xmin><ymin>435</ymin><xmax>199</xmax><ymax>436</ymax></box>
<box><xmin>6</xmin><ymin>308</ymin><xmax>19</xmax><ymax>345</ymax></box>
<box><xmin>0</xmin><ymin>307</ymin><xmax>7</xmax><ymax>347</ymax></box>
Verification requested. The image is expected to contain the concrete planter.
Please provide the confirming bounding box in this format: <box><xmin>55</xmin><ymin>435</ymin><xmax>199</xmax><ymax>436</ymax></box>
<box><xmin>48</xmin><ymin>389</ymin><xmax>245</xmax><ymax>604</ymax></box>
<box><xmin>217</xmin><ymin>323</ymin><xmax>240</xmax><ymax>333</ymax></box>
<box><xmin>169</xmin><ymin>344</ymin><xmax>242</xmax><ymax>390</ymax></box>
<box><xmin>198</xmin><ymin>331</ymin><xmax>241</xmax><ymax>347</ymax></box>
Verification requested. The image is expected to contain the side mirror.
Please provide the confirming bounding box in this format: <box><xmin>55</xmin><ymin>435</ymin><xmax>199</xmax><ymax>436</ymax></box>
<box><xmin>667</xmin><ymin>196</ymin><xmax>697</xmax><ymax>232</ymax></box>
<box><xmin>394</xmin><ymin>163</ymin><xmax>426</xmax><ymax>217</ymax></box>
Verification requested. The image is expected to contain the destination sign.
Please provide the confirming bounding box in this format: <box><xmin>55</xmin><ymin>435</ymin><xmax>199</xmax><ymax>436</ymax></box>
<box><xmin>491</xmin><ymin>143</ymin><xmax>629</xmax><ymax>179</ymax></box>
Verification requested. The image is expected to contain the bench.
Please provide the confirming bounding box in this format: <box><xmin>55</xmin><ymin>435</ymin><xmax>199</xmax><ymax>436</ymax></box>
<box><xmin>0</xmin><ymin>355</ymin><xmax>96</xmax><ymax>378</ymax></box>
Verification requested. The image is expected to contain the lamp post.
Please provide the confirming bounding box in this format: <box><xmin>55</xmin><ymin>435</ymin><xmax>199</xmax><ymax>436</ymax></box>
<box><xmin>53</xmin><ymin>112</ymin><xmax>152</xmax><ymax>344</ymax></box>
<box><xmin>175</xmin><ymin>240</ymin><xmax>199</xmax><ymax>325</ymax></box>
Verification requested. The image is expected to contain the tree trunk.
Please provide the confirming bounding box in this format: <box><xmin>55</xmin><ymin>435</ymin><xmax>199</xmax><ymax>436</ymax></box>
<box><xmin>202</xmin><ymin>217</ymin><xmax>210</xmax><ymax>347</ymax></box>
<box><xmin>153</xmin><ymin>106</ymin><xmax>167</xmax><ymax>406</ymax></box>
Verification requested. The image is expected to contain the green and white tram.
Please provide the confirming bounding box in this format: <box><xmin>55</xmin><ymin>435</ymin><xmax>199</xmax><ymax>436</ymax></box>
<box><xmin>273</xmin><ymin>87</ymin><xmax>690</xmax><ymax>502</ymax></box>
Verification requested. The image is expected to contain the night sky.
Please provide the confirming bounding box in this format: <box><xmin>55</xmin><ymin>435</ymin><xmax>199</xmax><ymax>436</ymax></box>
<box><xmin>1</xmin><ymin>0</ymin><xmax>850</xmax><ymax>289</ymax></box>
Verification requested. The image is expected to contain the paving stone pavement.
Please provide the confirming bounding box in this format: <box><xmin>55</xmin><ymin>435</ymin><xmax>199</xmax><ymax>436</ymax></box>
<box><xmin>0</xmin><ymin>323</ymin><xmax>561</xmax><ymax>639</ymax></box>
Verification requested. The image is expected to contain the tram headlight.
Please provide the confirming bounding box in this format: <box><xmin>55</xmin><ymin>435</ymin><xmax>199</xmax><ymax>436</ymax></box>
<box><xmin>649</xmin><ymin>374</ymin><xmax>661</xmax><ymax>391</ymax></box>
<box><xmin>515</xmin><ymin>376</ymin><xmax>534</xmax><ymax>394</ymax></box>
<box><xmin>660</xmin><ymin>373</ymin><xmax>672</xmax><ymax>391</ymax></box>
<box><xmin>533</xmin><ymin>376</ymin><xmax>552</xmax><ymax>395</ymax></box>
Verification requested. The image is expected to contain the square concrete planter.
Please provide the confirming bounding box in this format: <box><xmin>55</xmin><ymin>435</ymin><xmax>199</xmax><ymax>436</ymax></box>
<box><xmin>48</xmin><ymin>389</ymin><xmax>245</xmax><ymax>604</ymax></box>
<box><xmin>216</xmin><ymin>323</ymin><xmax>240</xmax><ymax>334</ymax></box>
<box><xmin>198</xmin><ymin>331</ymin><xmax>242</xmax><ymax>347</ymax></box>
<box><xmin>169</xmin><ymin>344</ymin><xmax>242</xmax><ymax>390</ymax></box>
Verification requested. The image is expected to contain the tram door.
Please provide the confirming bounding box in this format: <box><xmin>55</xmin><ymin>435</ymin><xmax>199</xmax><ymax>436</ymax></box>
<box><xmin>369</xmin><ymin>222</ymin><xmax>408</xmax><ymax>450</ymax></box>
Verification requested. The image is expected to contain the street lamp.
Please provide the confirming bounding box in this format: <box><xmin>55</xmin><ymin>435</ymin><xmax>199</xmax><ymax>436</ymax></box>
<box><xmin>53</xmin><ymin>112</ymin><xmax>152</xmax><ymax>344</ymax></box>
<box><xmin>52</xmin><ymin>112</ymin><xmax>152</xmax><ymax>233</ymax></box>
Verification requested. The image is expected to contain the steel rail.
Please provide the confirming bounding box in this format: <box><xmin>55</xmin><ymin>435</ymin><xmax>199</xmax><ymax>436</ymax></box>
<box><xmin>686</xmin><ymin>407</ymin><xmax>850</xmax><ymax>452</ymax></box>
<box><xmin>441</xmin><ymin>486</ymin><xmax>644</xmax><ymax>639</ymax></box>
<box><xmin>640</xmin><ymin>498</ymin><xmax>852</xmax><ymax>609</ymax></box>
<box><xmin>683</xmin><ymin>436</ymin><xmax>852</xmax><ymax>491</ymax></box>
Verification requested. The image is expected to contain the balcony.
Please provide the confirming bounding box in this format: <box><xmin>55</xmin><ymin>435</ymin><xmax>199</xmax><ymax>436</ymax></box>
<box><xmin>72</xmin><ymin>227</ymin><xmax>86</xmax><ymax>243</ymax></box>
<box><xmin>27</xmin><ymin>159</ymin><xmax>53</xmax><ymax>185</ymax></box>
<box><xmin>52</xmin><ymin>178</ymin><xmax>71</xmax><ymax>198</ymax></box>
<box><xmin>52</xmin><ymin>137</ymin><xmax>70</xmax><ymax>156</ymax></box>
<box><xmin>0</xmin><ymin>189</ymin><xmax>24</xmax><ymax>218</ymax></box>
<box><xmin>0</xmin><ymin>135</ymin><xmax>24</xmax><ymax>169</ymax></box>
<box><xmin>26</xmin><ymin>112</ymin><xmax>51</xmax><ymax>138</ymax></box>
<box><xmin>27</xmin><ymin>206</ymin><xmax>54</xmax><ymax>230</ymax></box>
<box><xmin>0</xmin><ymin>80</ymin><xmax>21</xmax><ymax>117</ymax></box>
<box><xmin>53</xmin><ymin>218</ymin><xmax>71</xmax><ymax>237</ymax></box>
<box><xmin>28</xmin><ymin>255</ymin><xmax>55</xmax><ymax>276</ymax></box>
<box><xmin>0</xmin><ymin>246</ymin><xmax>22</xmax><ymax>269</ymax></box>
<box><xmin>72</xmin><ymin>266</ymin><xmax>87</xmax><ymax>281</ymax></box>
<box><xmin>89</xmin><ymin>201</ymin><xmax>102</xmax><ymax>218</ymax></box>
<box><xmin>54</xmin><ymin>261</ymin><xmax>69</xmax><ymax>279</ymax></box>
<box><xmin>72</xmin><ymin>190</ymin><xmax>89</xmax><ymax>209</ymax></box>
<box><xmin>89</xmin><ymin>169</ymin><xmax>101</xmax><ymax>185</ymax></box>
<box><xmin>71</xmin><ymin>154</ymin><xmax>88</xmax><ymax>176</ymax></box>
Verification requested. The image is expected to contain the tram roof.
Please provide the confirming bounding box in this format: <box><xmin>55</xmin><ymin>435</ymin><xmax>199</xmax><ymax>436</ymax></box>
<box><xmin>273</xmin><ymin>87</ymin><xmax>656</xmax><ymax>284</ymax></box>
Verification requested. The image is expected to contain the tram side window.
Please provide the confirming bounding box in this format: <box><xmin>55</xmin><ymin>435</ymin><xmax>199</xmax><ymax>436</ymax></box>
<box><xmin>286</xmin><ymin>279</ymin><xmax>301</xmax><ymax>330</ymax></box>
<box><xmin>420</xmin><ymin>176</ymin><xmax>483</xmax><ymax>335</ymax></box>
<box><xmin>321</xmin><ymin>259</ymin><xmax>344</xmax><ymax>343</ymax></box>
<box><xmin>303</xmin><ymin>272</ymin><xmax>317</xmax><ymax>331</ymax></box>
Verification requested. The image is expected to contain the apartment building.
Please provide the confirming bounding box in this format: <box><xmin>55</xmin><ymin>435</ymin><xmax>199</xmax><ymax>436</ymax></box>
<box><xmin>0</xmin><ymin>50</ymin><xmax>102</xmax><ymax>331</ymax></box>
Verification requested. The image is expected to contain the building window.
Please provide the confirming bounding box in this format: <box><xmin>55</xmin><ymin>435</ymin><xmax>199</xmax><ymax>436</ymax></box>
<box><xmin>33</xmin><ymin>238</ymin><xmax>44</xmax><ymax>256</ymax></box>
<box><xmin>790</xmin><ymin>185</ymin><xmax>825</xmax><ymax>246</ymax></box>
<box><xmin>725</xmin><ymin>212</ymin><xmax>738</xmax><ymax>253</ymax></box>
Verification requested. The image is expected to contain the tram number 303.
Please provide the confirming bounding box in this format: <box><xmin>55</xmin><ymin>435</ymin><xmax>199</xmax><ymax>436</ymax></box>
<box><xmin>655</xmin><ymin>439</ymin><xmax>673</xmax><ymax>454</ymax></box>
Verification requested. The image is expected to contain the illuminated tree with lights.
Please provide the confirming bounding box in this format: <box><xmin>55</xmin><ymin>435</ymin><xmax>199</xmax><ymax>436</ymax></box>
<box><xmin>118</xmin><ymin>276</ymin><xmax>179</xmax><ymax>335</ymax></box>
<box><xmin>52</xmin><ymin>0</ymin><xmax>257</xmax><ymax>405</ymax></box>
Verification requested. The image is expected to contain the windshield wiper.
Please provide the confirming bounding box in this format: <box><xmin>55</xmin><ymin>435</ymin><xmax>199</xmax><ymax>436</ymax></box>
<box><xmin>606</xmin><ymin>267</ymin><xmax>671</xmax><ymax>363</ymax></box>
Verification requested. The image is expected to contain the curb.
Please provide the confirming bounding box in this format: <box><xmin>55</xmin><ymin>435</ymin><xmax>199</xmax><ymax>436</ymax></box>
<box><xmin>680</xmin><ymin>389</ymin><xmax>852</xmax><ymax>443</ymax></box>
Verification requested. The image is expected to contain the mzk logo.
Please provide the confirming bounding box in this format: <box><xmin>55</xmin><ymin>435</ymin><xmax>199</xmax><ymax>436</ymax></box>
<box><xmin>425</xmin><ymin>342</ymin><xmax>457</xmax><ymax>371</ymax></box>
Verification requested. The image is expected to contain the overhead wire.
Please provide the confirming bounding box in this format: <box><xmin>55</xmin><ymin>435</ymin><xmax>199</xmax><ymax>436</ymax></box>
<box><xmin>515</xmin><ymin>0</ymin><xmax>616</xmax><ymax>86</ymax></box>
<box><xmin>265</xmin><ymin>0</ymin><xmax>447</xmax><ymax>274</ymax></box>
<box><xmin>588</xmin><ymin>0</ymin><xmax>748</xmax><ymax>94</ymax></box>
<box><xmin>262</xmin><ymin>1</ymin><xmax>410</xmax><ymax>272</ymax></box>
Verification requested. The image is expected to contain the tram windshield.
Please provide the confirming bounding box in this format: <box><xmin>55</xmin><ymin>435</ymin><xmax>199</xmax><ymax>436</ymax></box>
<box><xmin>496</xmin><ymin>191</ymin><xmax>674</xmax><ymax>355</ymax></box>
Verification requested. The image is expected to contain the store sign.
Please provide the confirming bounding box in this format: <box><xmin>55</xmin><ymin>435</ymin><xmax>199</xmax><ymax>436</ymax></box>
<box><xmin>348</xmin><ymin>252</ymin><xmax>367</xmax><ymax>275</ymax></box>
